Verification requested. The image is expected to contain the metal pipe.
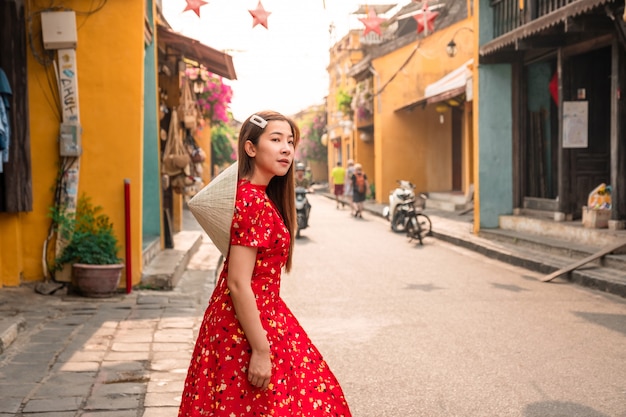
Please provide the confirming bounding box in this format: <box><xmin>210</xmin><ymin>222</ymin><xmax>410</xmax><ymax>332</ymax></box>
<box><xmin>124</xmin><ymin>179</ymin><xmax>132</xmax><ymax>294</ymax></box>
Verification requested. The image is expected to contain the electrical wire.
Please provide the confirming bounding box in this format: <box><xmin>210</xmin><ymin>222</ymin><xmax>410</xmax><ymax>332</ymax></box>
<box><xmin>374</xmin><ymin>40</ymin><xmax>421</xmax><ymax>97</ymax></box>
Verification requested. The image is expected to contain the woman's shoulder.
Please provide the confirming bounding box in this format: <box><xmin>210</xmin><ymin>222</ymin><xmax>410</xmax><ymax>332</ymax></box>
<box><xmin>236</xmin><ymin>180</ymin><xmax>269</xmax><ymax>207</ymax></box>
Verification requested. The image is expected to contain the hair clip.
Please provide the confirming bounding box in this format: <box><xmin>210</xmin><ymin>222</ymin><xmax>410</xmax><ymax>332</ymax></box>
<box><xmin>249</xmin><ymin>114</ymin><xmax>268</xmax><ymax>129</ymax></box>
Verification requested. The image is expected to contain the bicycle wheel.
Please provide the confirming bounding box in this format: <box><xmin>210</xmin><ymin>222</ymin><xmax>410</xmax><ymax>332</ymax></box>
<box><xmin>416</xmin><ymin>213</ymin><xmax>432</xmax><ymax>241</ymax></box>
<box><xmin>408</xmin><ymin>218</ymin><xmax>422</xmax><ymax>245</ymax></box>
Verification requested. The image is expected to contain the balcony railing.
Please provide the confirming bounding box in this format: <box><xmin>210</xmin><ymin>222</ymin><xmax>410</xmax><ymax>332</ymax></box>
<box><xmin>490</xmin><ymin>0</ymin><xmax>578</xmax><ymax>38</ymax></box>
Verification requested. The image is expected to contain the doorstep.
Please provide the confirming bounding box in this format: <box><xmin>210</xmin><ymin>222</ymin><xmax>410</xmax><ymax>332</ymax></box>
<box><xmin>140</xmin><ymin>230</ymin><xmax>203</xmax><ymax>290</ymax></box>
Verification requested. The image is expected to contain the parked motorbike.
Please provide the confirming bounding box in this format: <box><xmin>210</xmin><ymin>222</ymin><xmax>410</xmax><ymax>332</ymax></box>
<box><xmin>383</xmin><ymin>180</ymin><xmax>418</xmax><ymax>232</ymax></box>
<box><xmin>295</xmin><ymin>186</ymin><xmax>311</xmax><ymax>238</ymax></box>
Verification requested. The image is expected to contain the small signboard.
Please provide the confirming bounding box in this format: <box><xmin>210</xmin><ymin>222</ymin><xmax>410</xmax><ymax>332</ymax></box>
<box><xmin>563</xmin><ymin>101</ymin><xmax>588</xmax><ymax>148</ymax></box>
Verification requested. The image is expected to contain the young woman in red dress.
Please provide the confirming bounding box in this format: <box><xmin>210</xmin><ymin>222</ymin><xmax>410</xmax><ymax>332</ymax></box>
<box><xmin>178</xmin><ymin>111</ymin><xmax>352</xmax><ymax>417</ymax></box>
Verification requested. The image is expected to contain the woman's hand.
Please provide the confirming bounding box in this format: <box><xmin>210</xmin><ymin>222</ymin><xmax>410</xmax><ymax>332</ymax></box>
<box><xmin>248</xmin><ymin>348</ymin><xmax>272</xmax><ymax>389</ymax></box>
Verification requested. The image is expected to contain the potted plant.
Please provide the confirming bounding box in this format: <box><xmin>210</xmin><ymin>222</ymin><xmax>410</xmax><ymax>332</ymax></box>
<box><xmin>50</xmin><ymin>195</ymin><xmax>124</xmax><ymax>298</ymax></box>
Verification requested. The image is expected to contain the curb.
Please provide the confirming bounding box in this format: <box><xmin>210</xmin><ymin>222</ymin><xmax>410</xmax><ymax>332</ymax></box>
<box><xmin>140</xmin><ymin>231</ymin><xmax>203</xmax><ymax>290</ymax></box>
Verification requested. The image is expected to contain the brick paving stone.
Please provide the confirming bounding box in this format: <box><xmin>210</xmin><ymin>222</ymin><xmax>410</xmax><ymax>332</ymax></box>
<box><xmin>100</xmin><ymin>361</ymin><xmax>146</xmax><ymax>373</ymax></box>
<box><xmin>150</xmin><ymin>358</ymin><xmax>190</xmax><ymax>372</ymax></box>
<box><xmin>152</xmin><ymin>351</ymin><xmax>191</xmax><ymax>361</ymax></box>
<box><xmin>141</xmin><ymin>407</ymin><xmax>179</xmax><ymax>417</ymax></box>
<box><xmin>110</xmin><ymin>342</ymin><xmax>151</xmax><ymax>352</ymax></box>
<box><xmin>146</xmin><ymin>379</ymin><xmax>184</xmax><ymax>394</ymax></box>
<box><xmin>144</xmin><ymin>392</ymin><xmax>181</xmax><ymax>407</ymax></box>
<box><xmin>148</xmin><ymin>371</ymin><xmax>187</xmax><ymax>382</ymax></box>
<box><xmin>22</xmin><ymin>397</ymin><xmax>83</xmax><ymax>413</ymax></box>
<box><xmin>56</xmin><ymin>361</ymin><xmax>101</xmax><ymax>372</ymax></box>
<box><xmin>104</xmin><ymin>351</ymin><xmax>151</xmax><ymax>362</ymax></box>
<box><xmin>91</xmin><ymin>382</ymin><xmax>146</xmax><ymax>396</ymax></box>
<box><xmin>158</xmin><ymin>318</ymin><xmax>195</xmax><ymax>329</ymax></box>
<box><xmin>153</xmin><ymin>329</ymin><xmax>193</xmax><ymax>343</ymax></box>
<box><xmin>0</xmin><ymin>363</ymin><xmax>48</xmax><ymax>382</ymax></box>
<box><xmin>84</xmin><ymin>393</ymin><xmax>141</xmax><ymax>410</ymax></box>
<box><xmin>151</xmin><ymin>343</ymin><xmax>190</xmax><ymax>352</ymax></box>
<box><xmin>0</xmin><ymin>382</ymin><xmax>35</xmax><ymax>397</ymax></box>
<box><xmin>34</xmin><ymin>379</ymin><xmax>92</xmax><ymax>397</ymax></box>
<box><xmin>82</xmin><ymin>412</ymin><xmax>139</xmax><ymax>417</ymax></box>
<box><xmin>57</xmin><ymin>350</ymin><xmax>108</xmax><ymax>363</ymax></box>
<box><xmin>0</xmin><ymin>397</ymin><xmax>21</xmax><ymax>414</ymax></box>
<box><xmin>113</xmin><ymin>332</ymin><xmax>153</xmax><ymax>344</ymax></box>
<box><xmin>136</xmin><ymin>296</ymin><xmax>168</xmax><ymax>305</ymax></box>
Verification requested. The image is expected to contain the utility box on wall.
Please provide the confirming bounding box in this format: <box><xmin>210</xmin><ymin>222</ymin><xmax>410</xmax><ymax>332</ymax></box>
<box><xmin>41</xmin><ymin>11</ymin><xmax>78</xmax><ymax>50</ymax></box>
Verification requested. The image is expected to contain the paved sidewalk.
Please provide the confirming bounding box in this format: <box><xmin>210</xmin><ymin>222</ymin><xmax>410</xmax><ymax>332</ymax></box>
<box><xmin>0</xmin><ymin>231</ymin><xmax>220</xmax><ymax>417</ymax></box>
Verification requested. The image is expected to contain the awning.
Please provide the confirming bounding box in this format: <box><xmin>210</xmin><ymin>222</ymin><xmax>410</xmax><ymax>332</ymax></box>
<box><xmin>157</xmin><ymin>26</ymin><xmax>237</xmax><ymax>80</ymax></box>
<box><xmin>480</xmin><ymin>0</ymin><xmax>612</xmax><ymax>56</ymax></box>
<box><xmin>395</xmin><ymin>59</ymin><xmax>472</xmax><ymax>112</ymax></box>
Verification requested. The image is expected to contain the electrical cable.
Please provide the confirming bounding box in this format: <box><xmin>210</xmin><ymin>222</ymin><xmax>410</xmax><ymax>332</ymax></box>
<box><xmin>374</xmin><ymin>40</ymin><xmax>421</xmax><ymax>96</ymax></box>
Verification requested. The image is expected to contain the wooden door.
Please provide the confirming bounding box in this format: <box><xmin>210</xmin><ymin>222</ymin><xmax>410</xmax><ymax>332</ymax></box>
<box><xmin>564</xmin><ymin>47</ymin><xmax>611</xmax><ymax>217</ymax></box>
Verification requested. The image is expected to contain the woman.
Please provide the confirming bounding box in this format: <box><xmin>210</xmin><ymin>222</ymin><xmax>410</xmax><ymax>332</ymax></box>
<box><xmin>351</xmin><ymin>163</ymin><xmax>368</xmax><ymax>218</ymax></box>
<box><xmin>179</xmin><ymin>111</ymin><xmax>352</xmax><ymax>417</ymax></box>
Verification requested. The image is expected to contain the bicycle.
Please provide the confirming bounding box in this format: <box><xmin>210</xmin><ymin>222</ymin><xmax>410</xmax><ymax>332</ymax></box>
<box><xmin>402</xmin><ymin>193</ymin><xmax>432</xmax><ymax>245</ymax></box>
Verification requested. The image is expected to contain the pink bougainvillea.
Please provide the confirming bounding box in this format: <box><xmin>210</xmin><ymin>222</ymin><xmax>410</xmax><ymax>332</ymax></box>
<box><xmin>185</xmin><ymin>67</ymin><xmax>233</xmax><ymax>124</ymax></box>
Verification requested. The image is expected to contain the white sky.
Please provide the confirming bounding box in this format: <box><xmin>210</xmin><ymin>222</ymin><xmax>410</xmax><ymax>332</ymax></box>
<box><xmin>162</xmin><ymin>0</ymin><xmax>410</xmax><ymax>121</ymax></box>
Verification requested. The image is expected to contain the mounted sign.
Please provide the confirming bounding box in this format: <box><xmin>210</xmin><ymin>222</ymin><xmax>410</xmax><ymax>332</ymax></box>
<box><xmin>563</xmin><ymin>101</ymin><xmax>588</xmax><ymax>148</ymax></box>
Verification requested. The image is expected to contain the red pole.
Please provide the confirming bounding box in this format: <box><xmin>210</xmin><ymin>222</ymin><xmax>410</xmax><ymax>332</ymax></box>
<box><xmin>124</xmin><ymin>179</ymin><xmax>132</xmax><ymax>294</ymax></box>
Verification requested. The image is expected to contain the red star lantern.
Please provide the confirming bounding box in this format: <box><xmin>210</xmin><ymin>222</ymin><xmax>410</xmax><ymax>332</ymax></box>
<box><xmin>183</xmin><ymin>0</ymin><xmax>208</xmax><ymax>17</ymax></box>
<box><xmin>249</xmin><ymin>1</ymin><xmax>271</xmax><ymax>29</ymax></box>
<box><xmin>359</xmin><ymin>9</ymin><xmax>386</xmax><ymax>36</ymax></box>
<box><xmin>413</xmin><ymin>1</ymin><xmax>439</xmax><ymax>35</ymax></box>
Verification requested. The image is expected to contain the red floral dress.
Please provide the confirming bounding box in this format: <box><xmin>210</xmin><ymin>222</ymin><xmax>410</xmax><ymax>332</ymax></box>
<box><xmin>178</xmin><ymin>180</ymin><xmax>352</xmax><ymax>417</ymax></box>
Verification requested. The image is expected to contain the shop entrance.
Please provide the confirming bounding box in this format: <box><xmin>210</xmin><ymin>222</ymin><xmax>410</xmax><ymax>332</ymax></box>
<box><xmin>563</xmin><ymin>47</ymin><xmax>611</xmax><ymax>218</ymax></box>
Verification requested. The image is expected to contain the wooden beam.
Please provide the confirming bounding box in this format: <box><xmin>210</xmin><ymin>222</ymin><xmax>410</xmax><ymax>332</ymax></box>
<box><xmin>541</xmin><ymin>240</ymin><xmax>626</xmax><ymax>282</ymax></box>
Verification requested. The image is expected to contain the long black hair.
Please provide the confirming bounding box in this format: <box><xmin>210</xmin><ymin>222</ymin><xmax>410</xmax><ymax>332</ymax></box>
<box><xmin>237</xmin><ymin>110</ymin><xmax>300</xmax><ymax>271</ymax></box>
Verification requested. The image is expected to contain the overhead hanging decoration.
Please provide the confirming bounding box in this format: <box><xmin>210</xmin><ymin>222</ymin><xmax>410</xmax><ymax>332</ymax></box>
<box><xmin>413</xmin><ymin>0</ymin><xmax>439</xmax><ymax>35</ymax></box>
<box><xmin>359</xmin><ymin>8</ymin><xmax>386</xmax><ymax>36</ymax></box>
<box><xmin>183</xmin><ymin>0</ymin><xmax>208</xmax><ymax>17</ymax></box>
<box><xmin>249</xmin><ymin>0</ymin><xmax>271</xmax><ymax>29</ymax></box>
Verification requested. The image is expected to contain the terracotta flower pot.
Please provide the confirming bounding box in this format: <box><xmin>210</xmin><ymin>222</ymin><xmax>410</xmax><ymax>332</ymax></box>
<box><xmin>72</xmin><ymin>263</ymin><xmax>124</xmax><ymax>298</ymax></box>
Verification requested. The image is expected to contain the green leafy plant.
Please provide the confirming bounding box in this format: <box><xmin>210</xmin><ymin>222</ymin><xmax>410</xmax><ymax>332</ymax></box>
<box><xmin>50</xmin><ymin>195</ymin><xmax>122</xmax><ymax>269</ymax></box>
<box><xmin>336</xmin><ymin>89</ymin><xmax>353</xmax><ymax>115</ymax></box>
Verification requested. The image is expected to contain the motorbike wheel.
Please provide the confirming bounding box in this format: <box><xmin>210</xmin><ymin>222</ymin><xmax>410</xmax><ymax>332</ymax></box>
<box><xmin>391</xmin><ymin>209</ymin><xmax>406</xmax><ymax>233</ymax></box>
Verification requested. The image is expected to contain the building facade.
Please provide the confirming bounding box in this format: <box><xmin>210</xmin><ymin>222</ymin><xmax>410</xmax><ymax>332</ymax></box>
<box><xmin>476</xmin><ymin>0</ymin><xmax>626</xmax><ymax>229</ymax></box>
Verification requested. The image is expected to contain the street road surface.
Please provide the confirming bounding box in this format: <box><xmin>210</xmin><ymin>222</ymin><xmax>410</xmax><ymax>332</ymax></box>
<box><xmin>283</xmin><ymin>193</ymin><xmax>626</xmax><ymax>417</ymax></box>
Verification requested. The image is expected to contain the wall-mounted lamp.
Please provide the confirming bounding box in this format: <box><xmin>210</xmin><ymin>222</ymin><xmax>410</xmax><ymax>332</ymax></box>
<box><xmin>446</xmin><ymin>26</ymin><xmax>474</xmax><ymax>57</ymax></box>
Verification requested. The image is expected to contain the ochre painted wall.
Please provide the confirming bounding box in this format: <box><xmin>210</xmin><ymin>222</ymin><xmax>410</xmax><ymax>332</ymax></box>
<box><xmin>371</xmin><ymin>20</ymin><xmax>474</xmax><ymax>203</ymax></box>
<box><xmin>0</xmin><ymin>1</ymin><xmax>146</xmax><ymax>287</ymax></box>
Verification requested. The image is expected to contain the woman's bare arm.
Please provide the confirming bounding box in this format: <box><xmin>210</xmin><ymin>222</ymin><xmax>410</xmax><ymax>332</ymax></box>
<box><xmin>227</xmin><ymin>245</ymin><xmax>271</xmax><ymax>389</ymax></box>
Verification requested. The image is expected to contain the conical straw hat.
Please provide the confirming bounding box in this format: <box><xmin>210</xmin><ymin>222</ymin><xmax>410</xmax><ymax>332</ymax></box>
<box><xmin>188</xmin><ymin>162</ymin><xmax>238</xmax><ymax>257</ymax></box>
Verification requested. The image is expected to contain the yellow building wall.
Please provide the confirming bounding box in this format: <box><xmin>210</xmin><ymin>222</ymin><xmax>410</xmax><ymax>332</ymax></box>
<box><xmin>0</xmin><ymin>1</ymin><xmax>146</xmax><ymax>288</ymax></box>
<box><xmin>371</xmin><ymin>19</ymin><xmax>474</xmax><ymax>203</ymax></box>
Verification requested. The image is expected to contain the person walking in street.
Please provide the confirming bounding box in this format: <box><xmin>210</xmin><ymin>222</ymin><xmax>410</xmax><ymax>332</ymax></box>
<box><xmin>343</xmin><ymin>159</ymin><xmax>355</xmax><ymax>214</ymax></box>
<box><xmin>351</xmin><ymin>163</ymin><xmax>369</xmax><ymax>218</ymax></box>
<box><xmin>330</xmin><ymin>161</ymin><xmax>346</xmax><ymax>209</ymax></box>
<box><xmin>181</xmin><ymin>111</ymin><xmax>352</xmax><ymax>417</ymax></box>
